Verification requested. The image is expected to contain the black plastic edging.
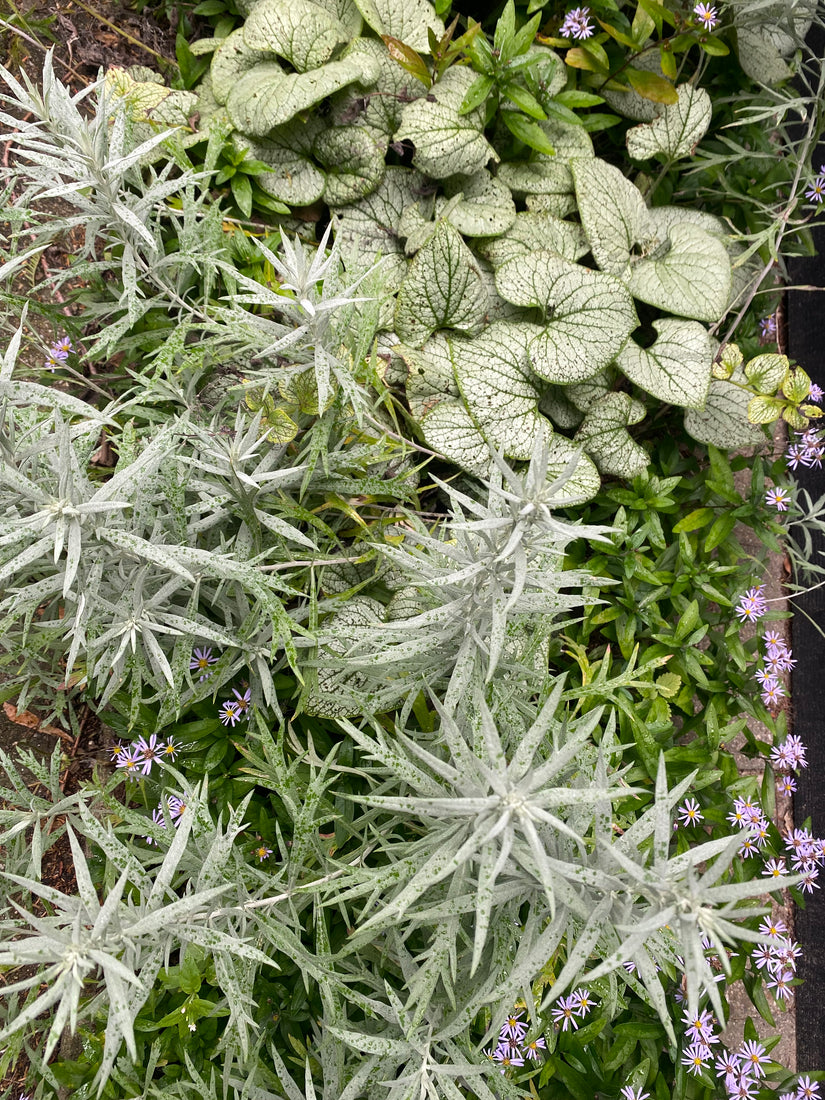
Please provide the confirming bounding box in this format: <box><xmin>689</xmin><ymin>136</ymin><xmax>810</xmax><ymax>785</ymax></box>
<box><xmin>787</xmin><ymin>224</ymin><xmax>825</xmax><ymax>1069</ymax></box>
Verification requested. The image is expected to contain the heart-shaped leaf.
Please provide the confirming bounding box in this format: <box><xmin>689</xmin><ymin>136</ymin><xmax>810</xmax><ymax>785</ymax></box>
<box><xmin>626</xmin><ymin>85</ymin><xmax>712</xmax><ymax>161</ymax></box>
<box><xmin>332</xmin><ymin>166</ymin><xmax>423</xmax><ymax>285</ymax></box>
<box><xmin>496</xmin><ymin>158</ymin><xmax>572</xmax><ymax>199</ymax></box>
<box><xmin>210</xmin><ymin>29</ymin><xmax>275</xmax><ymax>106</ymax></box>
<box><xmin>329</xmin><ymin>38</ymin><xmax>424</xmax><ymax>138</ymax></box>
<box><xmin>314</xmin><ymin>126</ymin><xmax>387</xmax><ymax>206</ymax></box>
<box><xmin>353</xmin><ymin>0</ymin><xmax>444</xmax><ymax>52</ymax></box>
<box><xmin>394</xmin><ymin>66</ymin><xmax>498</xmax><ymax>179</ymax></box>
<box><xmin>616</xmin><ymin>318</ymin><xmax>712</xmax><ymax>408</ymax></box>
<box><xmin>574</xmin><ymin>392</ymin><xmax>649</xmax><ymax>477</ymax></box>
<box><xmin>449</xmin><ymin>324</ymin><xmax>546</xmax><ymax>459</ymax></box>
<box><xmin>239</xmin><ymin>121</ymin><xmax>325</xmax><ymax>205</ymax></box>
<box><xmin>439</xmin><ymin>171</ymin><xmax>516</xmax><ymax>238</ymax></box>
<box><xmin>627</xmin><ymin>222</ymin><xmax>731</xmax><ymax>323</ymax></box>
<box><xmin>395</xmin><ymin>220</ymin><xmax>488</xmax><ymax>347</ymax></box>
<box><xmin>243</xmin><ymin>0</ymin><xmax>350</xmax><ymax>72</ymax></box>
<box><xmin>684</xmin><ymin>367</ymin><xmax>767</xmax><ymax>449</ymax></box>
<box><xmin>477</xmin><ymin>210</ymin><xmax>588</xmax><ymax>267</ymax></box>
<box><xmin>227</xmin><ymin>56</ymin><xmax>379</xmax><ymax>134</ymax></box>
<box><xmin>494</xmin><ymin>251</ymin><xmax>637</xmax><ymax>383</ymax></box>
<box><xmin>571</xmin><ymin>157</ymin><xmax>649</xmax><ymax>275</ymax></box>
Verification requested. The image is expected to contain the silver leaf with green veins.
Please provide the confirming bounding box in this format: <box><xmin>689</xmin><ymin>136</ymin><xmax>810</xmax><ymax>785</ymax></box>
<box><xmin>352</xmin><ymin>0</ymin><xmax>444</xmax><ymax>52</ymax></box>
<box><xmin>574</xmin><ymin>392</ymin><xmax>649</xmax><ymax>478</ymax></box>
<box><xmin>626</xmin><ymin>86</ymin><xmax>712</xmax><ymax>162</ymax></box>
<box><xmin>494</xmin><ymin>251</ymin><xmax>638</xmax><ymax>384</ymax></box>
<box><xmin>314</xmin><ymin>127</ymin><xmax>387</xmax><ymax>206</ymax></box>
<box><xmin>242</xmin><ymin>0</ymin><xmax>350</xmax><ymax>72</ymax></box>
<box><xmin>439</xmin><ymin>171</ymin><xmax>516</xmax><ymax>238</ymax></box>
<box><xmin>684</xmin><ymin>367</ymin><xmax>767</xmax><ymax>449</ymax></box>
<box><xmin>210</xmin><ymin>29</ymin><xmax>275</xmax><ymax>106</ymax></box>
<box><xmin>616</xmin><ymin>319</ymin><xmax>712</xmax><ymax>409</ymax></box>
<box><xmin>394</xmin><ymin>67</ymin><xmax>498</xmax><ymax>180</ymax></box>
<box><xmin>477</xmin><ymin>210</ymin><xmax>588</xmax><ymax>267</ymax></box>
<box><xmin>449</xmin><ymin>324</ymin><xmax>546</xmax><ymax>459</ymax></box>
<box><xmin>395</xmin><ymin>221</ymin><xmax>488</xmax><ymax>348</ymax></box>
<box><xmin>627</xmin><ymin>223</ymin><xmax>731</xmax><ymax>324</ymax></box>
<box><xmin>571</xmin><ymin>158</ymin><xmax>649</xmax><ymax>276</ymax></box>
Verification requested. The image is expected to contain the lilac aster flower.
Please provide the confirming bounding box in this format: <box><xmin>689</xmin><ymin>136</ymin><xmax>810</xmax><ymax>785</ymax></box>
<box><xmin>190</xmin><ymin>645</ymin><xmax>218</xmax><ymax>680</ymax></box>
<box><xmin>809</xmin><ymin>382</ymin><xmax>824</xmax><ymax>402</ymax></box>
<box><xmin>569</xmin><ymin>987</ymin><xmax>597</xmax><ymax>1016</ymax></box>
<box><xmin>735</xmin><ymin>585</ymin><xmax>767</xmax><ymax>622</ymax></box>
<box><xmin>559</xmin><ymin>5</ymin><xmax>595</xmax><ymax>39</ymax></box>
<box><xmin>759</xmin><ymin>916</ymin><xmax>787</xmax><ymax>939</ymax></box>
<box><xmin>715</xmin><ymin>1051</ymin><xmax>741</xmax><ymax>1083</ymax></box>
<box><xmin>766</xmin><ymin>486</ymin><xmax>792</xmax><ymax>511</ymax></box>
<box><xmin>693</xmin><ymin>2</ymin><xmax>719</xmax><ymax>30</ymax></box>
<box><xmin>731</xmin><ymin>1076</ymin><xmax>760</xmax><ymax>1100</ymax></box>
<box><xmin>524</xmin><ymin>1035</ymin><xmax>546</xmax><ymax>1060</ymax></box>
<box><xmin>135</xmin><ymin>733</ymin><xmax>161</xmax><ymax>776</ymax></box>
<box><xmin>232</xmin><ymin>685</ymin><xmax>252</xmax><ymax>718</ymax></box>
<box><xmin>767</xmin><ymin>969</ymin><xmax>795</xmax><ymax>1000</ymax></box>
<box><xmin>798</xmin><ymin>1077</ymin><xmax>821</xmax><ymax>1100</ymax></box>
<box><xmin>806</xmin><ymin>176</ymin><xmax>825</xmax><ymax>203</ymax></box>
<box><xmin>53</xmin><ymin>336</ymin><xmax>73</xmax><ymax>355</ymax></box>
<box><xmin>739</xmin><ymin>1039</ymin><xmax>770</xmax><ymax>1078</ymax></box>
<box><xmin>219</xmin><ymin>701</ymin><xmax>241</xmax><ymax>727</ymax></box>
<box><xmin>681</xmin><ymin>1042</ymin><xmax>711</xmax><ymax>1075</ymax></box>
<box><xmin>682</xmin><ymin>1007</ymin><xmax>715</xmax><ymax>1044</ymax></box>
<box><xmin>116</xmin><ymin>747</ymin><xmax>143</xmax><ymax>776</ymax></box>
<box><xmin>492</xmin><ymin>1043</ymin><xmax>525</xmax><ymax>1068</ymax></box>
<box><xmin>677</xmin><ymin>798</ymin><xmax>703</xmax><ymax>826</ymax></box>
<box><xmin>254</xmin><ymin>844</ymin><xmax>273</xmax><ymax>861</ymax></box>
<box><xmin>761</xmin><ymin>679</ymin><xmax>786</xmax><ymax>707</ymax></box>
<box><xmin>161</xmin><ymin>736</ymin><xmax>181</xmax><ymax>761</ymax></box>
<box><xmin>779</xmin><ymin>775</ymin><xmax>797</xmax><ymax>795</ymax></box>
<box><xmin>44</xmin><ymin>348</ymin><xmax>67</xmax><ymax>370</ymax></box>
<box><xmin>167</xmin><ymin>795</ymin><xmax>187</xmax><ymax>824</ymax></box>
<box><xmin>500</xmin><ymin>1011</ymin><xmax>529</xmax><ymax>1042</ymax></box>
<box><xmin>551</xmin><ymin>995</ymin><xmax>580</xmax><ymax>1031</ymax></box>
<box><xmin>800</xmin><ymin>867</ymin><xmax>820</xmax><ymax>892</ymax></box>
<box><xmin>620</xmin><ymin>1089</ymin><xmax>650</xmax><ymax>1100</ymax></box>
<box><xmin>762</xmin><ymin>857</ymin><xmax>787</xmax><ymax>878</ymax></box>
<box><xmin>759</xmin><ymin>314</ymin><xmax>778</xmax><ymax>341</ymax></box>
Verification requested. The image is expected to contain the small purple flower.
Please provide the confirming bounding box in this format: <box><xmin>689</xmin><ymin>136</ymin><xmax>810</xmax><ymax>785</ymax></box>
<box><xmin>778</xmin><ymin>775</ymin><xmax>797</xmax><ymax>795</ymax></box>
<box><xmin>500</xmin><ymin>1011</ymin><xmax>528</xmax><ymax>1042</ymax></box>
<box><xmin>762</xmin><ymin>857</ymin><xmax>787</xmax><ymax>878</ymax></box>
<box><xmin>693</xmin><ymin>2</ymin><xmax>719</xmax><ymax>30</ymax></box>
<box><xmin>767</xmin><ymin>969</ymin><xmax>795</xmax><ymax>1000</ymax></box>
<box><xmin>232</xmin><ymin>685</ymin><xmax>252</xmax><ymax>718</ymax></box>
<box><xmin>766</xmin><ymin>486</ymin><xmax>792</xmax><ymax>511</ymax></box>
<box><xmin>167</xmin><ymin>795</ymin><xmax>187</xmax><ymax>824</ymax></box>
<box><xmin>806</xmin><ymin>176</ymin><xmax>825</xmax><ymax>203</ymax></box>
<box><xmin>116</xmin><ymin>747</ymin><xmax>143</xmax><ymax>776</ymax></box>
<box><xmin>492</xmin><ymin>1043</ymin><xmax>525</xmax><ymax>1068</ymax></box>
<box><xmin>219</xmin><ymin>701</ymin><xmax>241</xmax><ymax>727</ymax></box>
<box><xmin>524</xmin><ymin>1035</ymin><xmax>547</xmax><ymax>1060</ymax></box>
<box><xmin>44</xmin><ymin>349</ymin><xmax>67</xmax><ymax>370</ymax></box>
<box><xmin>809</xmin><ymin>382</ymin><xmax>824</xmax><ymax>402</ymax></box>
<box><xmin>761</xmin><ymin>678</ymin><xmax>786</xmax><ymax>707</ymax></box>
<box><xmin>53</xmin><ymin>336</ymin><xmax>73</xmax><ymax>355</ymax></box>
<box><xmin>146</xmin><ymin>806</ymin><xmax>167</xmax><ymax>845</ymax></box>
<box><xmin>798</xmin><ymin>1077</ymin><xmax>821</xmax><ymax>1100</ymax></box>
<box><xmin>559</xmin><ymin>5</ymin><xmax>595</xmax><ymax>39</ymax></box>
<box><xmin>759</xmin><ymin>314</ymin><xmax>778</xmax><ymax>341</ymax></box>
<box><xmin>190</xmin><ymin>645</ymin><xmax>218</xmax><ymax>680</ymax></box>
<box><xmin>739</xmin><ymin>1039</ymin><xmax>770</xmax><ymax>1078</ymax></box>
<box><xmin>677</xmin><ymin>798</ymin><xmax>704</xmax><ymax>827</ymax></box>
<box><xmin>551</xmin><ymin>995</ymin><xmax>580</xmax><ymax>1031</ymax></box>
<box><xmin>135</xmin><ymin>733</ymin><xmax>160</xmax><ymax>776</ymax></box>
<box><xmin>683</xmin><ymin>1007</ymin><xmax>715</xmax><ymax>1044</ymax></box>
<box><xmin>735</xmin><ymin>584</ymin><xmax>767</xmax><ymax>622</ymax></box>
<box><xmin>254</xmin><ymin>844</ymin><xmax>273</xmax><ymax>862</ymax></box>
<box><xmin>715</xmin><ymin>1051</ymin><xmax>741</xmax><ymax>1084</ymax></box>
<box><xmin>759</xmin><ymin>916</ymin><xmax>787</xmax><ymax>939</ymax></box>
<box><xmin>682</xmin><ymin>1042</ymin><xmax>711</xmax><ymax>1075</ymax></box>
<box><xmin>620</xmin><ymin>1089</ymin><xmax>650</xmax><ymax>1100</ymax></box>
<box><xmin>569</xmin><ymin>987</ymin><xmax>597</xmax><ymax>1016</ymax></box>
<box><xmin>161</xmin><ymin>736</ymin><xmax>182</xmax><ymax>761</ymax></box>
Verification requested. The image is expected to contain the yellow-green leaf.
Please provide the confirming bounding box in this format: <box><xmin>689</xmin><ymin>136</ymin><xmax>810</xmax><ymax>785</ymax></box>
<box><xmin>626</xmin><ymin>68</ymin><xmax>678</xmax><ymax>104</ymax></box>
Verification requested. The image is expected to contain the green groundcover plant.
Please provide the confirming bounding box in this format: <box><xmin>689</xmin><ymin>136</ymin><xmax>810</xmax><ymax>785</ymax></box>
<box><xmin>3</xmin><ymin>0</ymin><xmax>825</xmax><ymax>1097</ymax></box>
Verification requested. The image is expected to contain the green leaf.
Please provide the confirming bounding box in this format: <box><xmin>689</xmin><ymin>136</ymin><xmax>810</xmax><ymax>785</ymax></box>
<box><xmin>745</xmin><ymin>353</ymin><xmax>789</xmax><ymax>396</ymax></box>
<box><xmin>238</xmin><ymin>124</ymin><xmax>326</xmax><ymax>207</ymax></box>
<box><xmin>332</xmin><ymin>165</ymin><xmax>422</xmax><ymax>278</ymax></box>
<box><xmin>382</xmin><ymin>35</ymin><xmax>432</xmax><ymax>87</ymax></box>
<box><xmin>227</xmin><ymin>57</ymin><xmax>379</xmax><ymax>134</ymax></box>
<box><xmin>747</xmin><ymin>395</ymin><xmax>785</xmax><ymax>424</ymax></box>
<box><xmin>684</xmin><ymin>367</ymin><xmax>767</xmax><ymax>450</ymax></box>
<box><xmin>673</xmin><ymin>507</ymin><xmax>715</xmax><ymax>533</ymax></box>
<box><xmin>616</xmin><ymin>318</ymin><xmax>712</xmax><ymax>408</ymax></box>
<box><xmin>394</xmin><ymin>66</ymin><xmax>497</xmax><ymax>178</ymax></box>
<box><xmin>571</xmin><ymin>157</ymin><xmax>648</xmax><ymax>275</ymax></box>
<box><xmin>314</xmin><ymin>126</ymin><xmax>386</xmax><ymax>205</ymax></box>
<box><xmin>458</xmin><ymin>72</ymin><xmax>494</xmax><ymax>114</ymax></box>
<box><xmin>783</xmin><ymin>367</ymin><xmax>811</xmax><ymax>402</ymax></box>
<box><xmin>440</xmin><ymin>170</ymin><xmax>516</xmax><ymax>237</ymax></box>
<box><xmin>353</xmin><ymin>0</ymin><xmax>444</xmax><ymax>53</ymax></box>
<box><xmin>494</xmin><ymin>251</ymin><xmax>637</xmax><ymax>383</ymax></box>
<box><xmin>400</xmin><ymin>338</ymin><xmax>494</xmax><ymax>475</ymax></box>
<box><xmin>626</xmin><ymin>85</ymin><xmax>712</xmax><ymax>161</ymax></box>
<box><xmin>242</xmin><ymin>0</ymin><xmax>350</xmax><ymax>72</ymax></box>
<box><xmin>574</xmin><ymin>392</ymin><xmax>649</xmax><ymax>477</ymax></box>
<box><xmin>230</xmin><ymin>171</ymin><xmax>253</xmax><ymax>216</ymax></box>
<box><xmin>394</xmin><ymin>220</ymin><xmax>488</xmax><ymax>347</ymax></box>
<box><xmin>626</xmin><ymin>68</ymin><xmax>678</xmax><ymax>104</ymax></box>
<box><xmin>501</xmin><ymin>110</ymin><xmax>555</xmax><ymax>154</ymax></box>
<box><xmin>700</xmin><ymin>36</ymin><xmax>729</xmax><ymax>56</ymax></box>
<box><xmin>477</xmin><ymin>210</ymin><xmax>588</xmax><ymax>266</ymax></box>
<box><xmin>628</xmin><ymin>223</ymin><xmax>731</xmax><ymax>324</ymax></box>
<box><xmin>209</xmin><ymin>29</ymin><xmax>275</xmax><ymax>106</ymax></box>
<box><xmin>501</xmin><ymin>81</ymin><xmax>547</xmax><ymax>119</ymax></box>
<box><xmin>555</xmin><ymin>90</ymin><xmax>605</xmax><ymax>108</ymax></box>
<box><xmin>449</xmin><ymin>324</ymin><xmax>547</xmax><ymax>458</ymax></box>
